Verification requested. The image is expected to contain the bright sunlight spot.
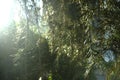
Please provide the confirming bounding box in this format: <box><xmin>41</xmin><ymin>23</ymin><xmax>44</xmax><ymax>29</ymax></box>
<box><xmin>0</xmin><ymin>0</ymin><xmax>15</xmax><ymax>30</ymax></box>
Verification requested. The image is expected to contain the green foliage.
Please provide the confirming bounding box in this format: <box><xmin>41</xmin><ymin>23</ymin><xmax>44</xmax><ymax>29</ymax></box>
<box><xmin>0</xmin><ymin>0</ymin><xmax>120</xmax><ymax>80</ymax></box>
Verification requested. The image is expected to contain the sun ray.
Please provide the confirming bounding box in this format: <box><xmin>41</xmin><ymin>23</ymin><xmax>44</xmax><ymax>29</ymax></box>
<box><xmin>0</xmin><ymin>0</ymin><xmax>15</xmax><ymax>31</ymax></box>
